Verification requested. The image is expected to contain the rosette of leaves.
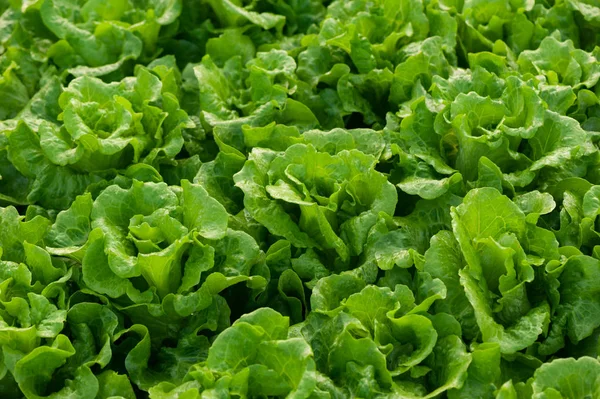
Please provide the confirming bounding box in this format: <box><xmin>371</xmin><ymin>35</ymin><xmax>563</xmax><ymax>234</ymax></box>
<box><xmin>148</xmin><ymin>308</ymin><xmax>318</xmax><ymax>398</ymax></box>
<box><xmin>0</xmin><ymin>206</ymin><xmax>108</xmax><ymax>398</ymax></box>
<box><xmin>293</xmin><ymin>273</ymin><xmax>470</xmax><ymax>398</ymax></box>
<box><xmin>57</xmin><ymin>179</ymin><xmax>265</xmax><ymax>309</ymax></box>
<box><xmin>454</xmin><ymin>0</ymin><xmax>539</xmax><ymax>56</ymax></box>
<box><xmin>0</xmin><ymin>13</ymin><xmax>64</xmax><ymax>134</ymax></box>
<box><xmin>0</xmin><ymin>207</ymin><xmax>67</xmax><ymax>361</ymax></box>
<box><xmin>430</xmin><ymin>188</ymin><xmax>560</xmax><ymax>354</ymax></box>
<box><xmin>191</xmin><ymin>48</ymin><xmax>320</xmax><ymax>151</ymax></box>
<box><xmin>293</xmin><ymin>0</ymin><xmax>458</xmax><ymax>129</ymax></box>
<box><xmin>516</xmin><ymin>185</ymin><xmax>600</xmax><ymax>357</ymax></box>
<box><xmin>234</xmin><ymin>140</ymin><xmax>397</xmax><ymax>268</ymax></box>
<box><xmin>392</xmin><ymin>40</ymin><xmax>599</xmax><ymax>197</ymax></box>
<box><xmin>4</xmin><ymin>57</ymin><xmax>194</xmax><ymax>210</ymax></box>
<box><xmin>40</xmin><ymin>0</ymin><xmax>183</xmax><ymax>77</ymax></box>
<box><xmin>3</xmin><ymin>300</ymin><xmax>139</xmax><ymax>399</ymax></box>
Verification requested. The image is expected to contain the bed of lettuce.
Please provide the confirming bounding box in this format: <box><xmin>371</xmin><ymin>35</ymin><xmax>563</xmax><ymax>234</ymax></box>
<box><xmin>1</xmin><ymin>0</ymin><xmax>600</xmax><ymax>398</ymax></box>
